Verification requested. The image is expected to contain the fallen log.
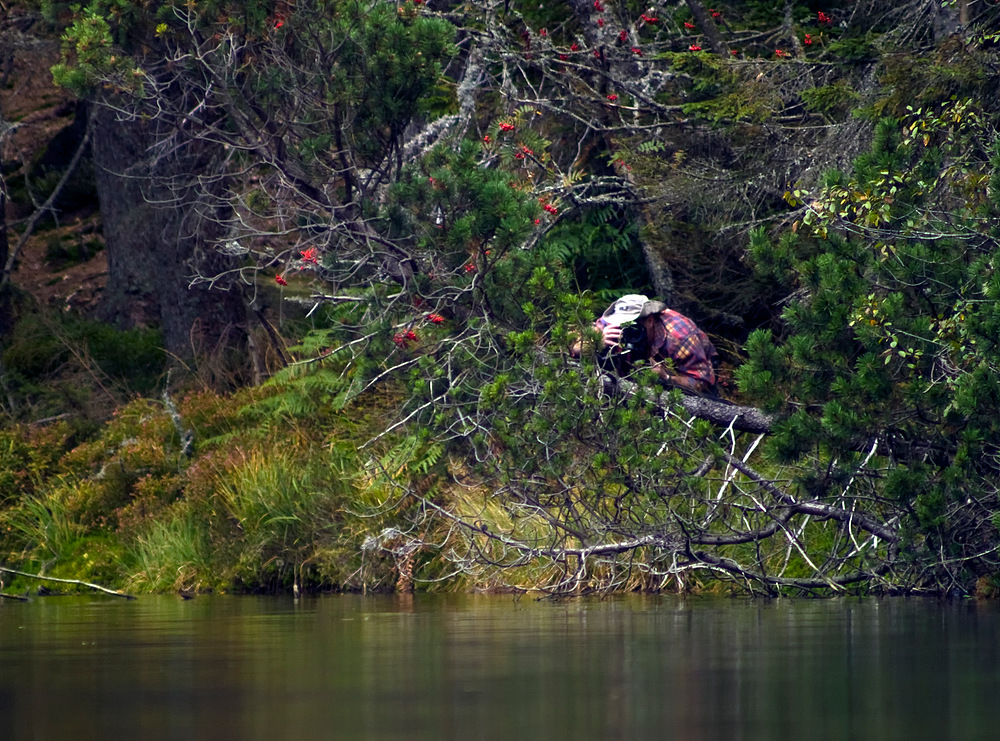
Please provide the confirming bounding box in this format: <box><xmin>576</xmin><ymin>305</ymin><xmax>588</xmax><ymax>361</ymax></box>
<box><xmin>0</xmin><ymin>591</ymin><xmax>31</xmax><ymax>602</ymax></box>
<box><xmin>600</xmin><ymin>372</ymin><xmax>776</xmax><ymax>434</ymax></box>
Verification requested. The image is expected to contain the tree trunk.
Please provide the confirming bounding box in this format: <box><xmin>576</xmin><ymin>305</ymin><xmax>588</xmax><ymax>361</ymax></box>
<box><xmin>90</xmin><ymin>104</ymin><xmax>247</xmax><ymax>367</ymax></box>
<box><xmin>0</xmin><ymin>112</ymin><xmax>13</xmax><ymax>339</ymax></box>
<box><xmin>685</xmin><ymin>0</ymin><xmax>730</xmax><ymax>57</ymax></box>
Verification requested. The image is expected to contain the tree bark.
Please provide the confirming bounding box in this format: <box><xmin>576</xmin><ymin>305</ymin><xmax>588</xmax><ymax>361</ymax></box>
<box><xmin>90</xmin><ymin>104</ymin><xmax>247</xmax><ymax>365</ymax></box>
<box><xmin>0</xmin><ymin>107</ymin><xmax>12</xmax><ymax>339</ymax></box>
<box><xmin>0</xmin><ymin>157</ymin><xmax>9</xmax><ymax>336</ymax></box>
<box><xmin>604</xmin><ymin>372</ymin><xmax>775</xmax><ymax>434</ymax></box>
<box><xmin>685</xmin><ymin>0</ymin><xmax>730</xmax><ymax>58</ymax></box>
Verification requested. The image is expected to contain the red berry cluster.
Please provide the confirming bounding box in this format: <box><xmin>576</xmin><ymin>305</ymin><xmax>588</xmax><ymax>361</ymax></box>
<box><xmin>392</xmin><ymin>330</ymin><xmax>419</xmax><ymax>348</ymax></box>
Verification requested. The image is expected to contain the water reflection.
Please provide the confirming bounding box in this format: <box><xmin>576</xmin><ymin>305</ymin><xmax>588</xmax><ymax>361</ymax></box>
<box><xmin>1</xmin><ymin>595</ymin><xmax>998</xmax><ymax>740</ymax></box>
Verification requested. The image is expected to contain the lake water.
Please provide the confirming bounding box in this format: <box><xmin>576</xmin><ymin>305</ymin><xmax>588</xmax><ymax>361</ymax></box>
<box><xmin>1</xmin><ymin>594</ymin><xmax>998</xmax><ymax>740</ymax></box>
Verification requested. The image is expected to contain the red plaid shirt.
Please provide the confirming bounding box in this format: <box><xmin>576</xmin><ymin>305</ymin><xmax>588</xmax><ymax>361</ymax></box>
<box><xmin>649</xmin><ymin>309</ymin><xmax>718</xmax><ymax>391</ymax></box>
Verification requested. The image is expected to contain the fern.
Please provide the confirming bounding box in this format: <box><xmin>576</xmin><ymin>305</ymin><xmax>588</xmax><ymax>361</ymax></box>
<box><xmin>535</xmin><ymin>205</ymin><xmax>650</xmax><ymax>294</ymax></box>
<box><xmin>247</xmin><ymin>366</ymin><xmax>350</xmax><ymax>421</ymax></box>
<box><xmin>637</xmin><ymin>140</ymin><xmax>667</xmax><ymax>154</ymax></box>
<box><xmin>538</xmin><ymin>236</ymin><xmax>574</xmax><ymax>265</ymax></box>
<box><xmin>378</xmin><ymin>437</ymin><xmax>444</xmax><ymax>478</ymax></box>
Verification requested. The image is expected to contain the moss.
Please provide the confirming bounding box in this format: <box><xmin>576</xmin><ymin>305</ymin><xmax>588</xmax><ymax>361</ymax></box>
<box><xmin>875</xmin><ymin>40</ymin><xmax>998</xmax><ymax>118</ymax></box>
<box><xmin>801</xmin><ymin>80</ymin><xmax>860</xmax><ymax>117</ymax></box>
<box><xmin>2</xmin><ymin>312</ymin><xmax>165</xmax><ymax>406</ymax></box>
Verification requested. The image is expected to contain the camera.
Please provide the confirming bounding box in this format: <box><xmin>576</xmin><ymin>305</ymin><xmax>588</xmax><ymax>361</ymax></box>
<box><xmin>618</xmin><ymin>324</ymin><xmax>647</xmax><ymax>356</ymax></box>
<box><xmin>598</xmin><ymin>322</ymin><xmax>648</xmax><ymax>376</ymax></box>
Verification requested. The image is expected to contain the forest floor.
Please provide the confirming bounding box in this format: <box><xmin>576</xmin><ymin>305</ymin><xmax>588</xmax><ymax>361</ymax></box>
<box><xmin>3</xmin><ymin>5</ymin><xmax>107</xmax><ymax>316</ymax></box>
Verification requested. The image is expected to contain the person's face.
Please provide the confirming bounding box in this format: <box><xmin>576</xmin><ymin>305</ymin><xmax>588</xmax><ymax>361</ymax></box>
<box><xmin>641</xmin><ymin>314</ymin><xmax>657</xmax><ymax>350</ymax></box>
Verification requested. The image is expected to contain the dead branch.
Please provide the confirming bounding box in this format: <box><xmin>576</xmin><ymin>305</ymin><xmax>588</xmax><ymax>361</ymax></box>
<box><xmin>1</xmin><ymin>127</ymin><xmax>92</xmax><ymax>292</ymax></box>
<box><xmin>0</xmin><ymin>566</ymin><xmax>135</xmax><ymax>599</ymax></box>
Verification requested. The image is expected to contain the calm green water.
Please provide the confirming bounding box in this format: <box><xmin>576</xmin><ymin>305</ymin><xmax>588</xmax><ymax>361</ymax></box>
<box><xmin>1</xmin><ymin>594</ymin><xmax>999</xmax><ymax>740</ymax></box>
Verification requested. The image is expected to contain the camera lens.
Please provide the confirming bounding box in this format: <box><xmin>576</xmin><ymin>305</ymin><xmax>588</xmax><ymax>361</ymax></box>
<box><xmin>620</xmin><ymin>325</ymin><xmax>645</xmax><ymax>352</ymax></box>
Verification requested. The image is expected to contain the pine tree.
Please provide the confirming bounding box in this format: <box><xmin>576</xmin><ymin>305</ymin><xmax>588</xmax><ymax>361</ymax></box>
<box><xmin>739</xmin><ymin>103</ymin><xmax>1000</xmax><ymax>593</ymax></box>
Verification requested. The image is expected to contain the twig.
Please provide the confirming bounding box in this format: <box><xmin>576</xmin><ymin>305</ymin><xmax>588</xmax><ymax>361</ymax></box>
<box><xmin>162</xmin><ymin>370</ymin><xmax>194</xmax><ymax>456</ymax></box>
<box><xmin>0</xmin><ymin>566</ymin><xmax>135</xmax><ymax>599</ymax></box>
<box><xmin>30</xmin><ymin>413</ymin><xmax>71</xmax><ymax>426</ymax></box>
<box><xmin>1</xmin><ymin>127</ymin><xmax>92</xmax><ymax>292</ymax></box>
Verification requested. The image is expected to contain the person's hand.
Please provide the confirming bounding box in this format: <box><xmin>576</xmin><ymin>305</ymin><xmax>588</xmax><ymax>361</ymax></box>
<box><xmin>652</xmin><ymin>361</ymin><xmax>699</xmax><ymax>391</ymax></box>
<box><xmin>600</xmin><ymin>323</ymin><xmax>622</xmax><ymax>348</ymax></box>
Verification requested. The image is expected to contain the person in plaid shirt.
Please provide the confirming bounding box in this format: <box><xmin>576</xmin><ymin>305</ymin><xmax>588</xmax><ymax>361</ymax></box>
<box><xmin>579</xmin><ymin>294</ymin><xmax>719</xmax><ymax>395</ymax></box>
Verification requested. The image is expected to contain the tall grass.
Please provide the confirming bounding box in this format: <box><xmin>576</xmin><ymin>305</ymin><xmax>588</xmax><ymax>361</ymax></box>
<box><xmin>126</xmin><ymin>512</ymin><xmax>214</xmax><ymax>593</ymax></box>
<box><xmin>3</xmin><ymin>490</ymin><xmax>84</xmax><ymax>567</ymax></box>
<box><xmin>215</xmin><ymin>449</ymin><xmax>351</xmax><ymax>589</ymax></box>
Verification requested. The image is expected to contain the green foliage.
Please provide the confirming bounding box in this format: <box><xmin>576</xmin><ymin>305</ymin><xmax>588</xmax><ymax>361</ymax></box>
<box><xmin>874</xmin><ymin>40</ymin><xmax>1000</xmax><ymax>119</ymax></box>
<box><xmin>0</xmin><ymin>423</ymin><xmax>71</xmax><ymax>508</ymax></box>
<box><xmin>800</xmin><ymin>81</ymin><xmax>860</xmax><ymax>117</ymax></box>
<box><xmin>55</xmin><ymin>0</ymin><xmax>457</xmax><ymax>174</ymax></box>
<box><xmin>215</xmin><ymin>450</ymin><xmax>349</xmax><ymax>589</ymax></box>
<box><xmin>253</xmin><ymin>363</ymin><xmax>352</xmax><ymax>420</ymax></box>
<box><xmin>44</xmin><ymin>234</ymin><xmax>104</xmax><ymax>270</ymax></box>
<box><xmin>2</xmin><ymin>312</ymin><xmax>165</xmax><ymax>410</ymax></box>
<box><xmin>535</xmin><ymin>205</ymin><xmax>649</xmax><ymax>297</ymax></box>
<box><xmin>667</xmin><ymin>52</ymin><xmax>736</xmax><ymax>104</ymax></box>
<box><xmin>742</xmin><ymin>99</ymin><xmax>1000</xmax><ymax>591</ymax></box>
<box><xmin>384</xmin><ymin>140</ymin><xmax>539</xmax><ymax>269</ymax></box>
<box><xmin>24</xmin><ymin>0</ymin><xmax>1000</xmax><ymax>597</ymax></box>
<box><xmin>3</xmin><ymin>489</ymin><xmax>84</xmax><ymax>564</ymax></box>
<box><xmin>51</xmin><ymin>8</ymin><xmax>115</xmax><ymax>90</ymax></box>
<box><xmin>0</xmin><ymin>374</ymin><xmax>413</xmax><ymax>593</ymax></box>
<box><xmin>125</xmin><ymin>499</ymin><xmax>222</xmax><ymax>593</ymax></box>
<box><xmin>825</xmin><ymin>34</ymin><xmax>876</xmax><ymax>63</ymax></box>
